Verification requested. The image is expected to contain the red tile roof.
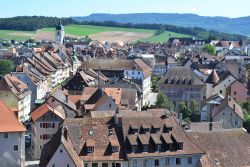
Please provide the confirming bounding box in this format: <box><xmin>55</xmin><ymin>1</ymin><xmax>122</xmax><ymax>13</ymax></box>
<box><xmin>0</xmin><ymin>100</ymin><xmax>26</xmax><ymax>132</ymax></box>
<box><xmin>30</xmin><ymin>103</ymin><xmax>64</xmax><ymax>122</ymax></box>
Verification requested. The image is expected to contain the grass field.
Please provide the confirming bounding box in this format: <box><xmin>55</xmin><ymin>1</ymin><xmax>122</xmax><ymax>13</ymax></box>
<box><xmin>139</xmin><ymin>31</ymin><xmax>192</xmax><ymax>43</ymax></box>
<box><xmin>41</xmin><ymin>24</ymin><xmax>155</xmax><ymax>36</ymax></box>
<box><xmin>0</xmin><ymin>24</ymin><xmax>190</xmax><ymax>42</ymax></box>
<box><xmin>0</xmin><ymin>30</ymin><xmax>36</xmax><ymax>41</ymax></box>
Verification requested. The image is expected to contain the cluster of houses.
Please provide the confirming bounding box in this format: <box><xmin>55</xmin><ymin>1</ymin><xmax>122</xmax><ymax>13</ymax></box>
<box><xmin>1</xmin><ymin>23</ymin><xmax>250</xmax><ymax>167</ymax></box>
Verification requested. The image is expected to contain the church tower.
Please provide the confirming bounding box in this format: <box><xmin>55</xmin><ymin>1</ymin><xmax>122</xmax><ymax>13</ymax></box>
<box><xmin>55</xmin><ymin>20</ymin><xmax>64</xmax><ymax>45</ymax></box>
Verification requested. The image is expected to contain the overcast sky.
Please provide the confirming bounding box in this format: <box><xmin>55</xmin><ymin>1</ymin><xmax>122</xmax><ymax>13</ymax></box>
<box><xmin>0</xmin><ymin>0</ymin><xmax>249</xmax><ymax>18</ymax></box>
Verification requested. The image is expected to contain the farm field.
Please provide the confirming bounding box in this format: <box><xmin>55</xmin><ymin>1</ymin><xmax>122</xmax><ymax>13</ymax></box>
<box><xmin>0</xmin><ymin>30</ymin><xmax>36</xmax><ymax>41</ymax></box>
<box><xmin>0</xmin><ymin>24</ymin><xmax>190</xmax><ymax>43</ymax></box>
<box><xmin>139</xmin><ymin>31</ymin><xmax>192</xmax><ymax>43</ymax></box>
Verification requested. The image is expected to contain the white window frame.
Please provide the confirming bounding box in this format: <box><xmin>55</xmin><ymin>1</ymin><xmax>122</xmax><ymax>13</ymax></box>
<box><xmin>87</xmin><ymin>146</ymin><xmax>94</xmax><ymax>153</ymax></box>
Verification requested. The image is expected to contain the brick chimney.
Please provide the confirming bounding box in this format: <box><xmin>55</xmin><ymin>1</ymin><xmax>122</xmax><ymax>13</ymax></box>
<box><xmin>209</xmin><ymin>122</ymin><xmax>213</xmax><ymax>131</ymax></box>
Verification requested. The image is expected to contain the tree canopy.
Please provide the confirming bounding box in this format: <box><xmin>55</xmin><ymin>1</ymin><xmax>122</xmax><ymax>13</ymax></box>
<box><xmin>155</xmin><ymin>92</ymin><xmax>174</xmax><ymax>111</ymax></box>
<box><xmin>178</xmin><ymin>100</ymin><xmax>200</xmax><ymax>123</ymax></box>
<box><xmin>242</xmin><ymin>100</ymin><xmax>250</xmax><ymax>133</ymax></box>
<box><xmin>202</xmin><ymin>44</ymin><xmax>216</xmax><ymax>55</ymax></box>
<box><xmin>0</xmin><ymin>16</ymin><xmax>76</xmax><ymax>31</ymax></box>
<box><xmin>0</xmin><ymin>60</ymin><xmax>14</xmax><ymax>78</ymax></box>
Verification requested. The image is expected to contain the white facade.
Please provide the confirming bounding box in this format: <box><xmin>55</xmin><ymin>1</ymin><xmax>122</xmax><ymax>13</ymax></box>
<box><xmin>124</xmin><ymin>69</ymin><xmax>151</xmax><ymax>106</ymax></box>
<box><xmin>13</xmin><ymin>73</ymin><xmax>46</xmax><ymax>109</ymax></box>
<box><xmin>47</xmin><ymin>144</ymin><xmax>78</xmax><ymax>167</ymax></box>
<box><xmin>32</xmin><ymin>116</ymin><xmax>62</xmax><ymax>159</ymax></box>
<box><xmin>55</xmin><ymin>28</ymin><xmax>64</xmax><ymax>45</ymax></box>
<box><xmin>18</xmin><ymin>94</ymin><xmax>31</xmax><ymax>122</ymax></box>
<box><xmin>206</xmin><ymin>75</ymin><xmax>236</xmax><ymax>98</ymax></box>
<box><xmin>0</xmin><ymin>132</ymin><xmax>25</xmax><ymax>167</ymax></box>
<box><xmin>200</xmin><ymin>95</ymin><xmax>224</xmax><ymax>122</ymax></box>
<box><xmin>83</xmin><ymin>161</ymin><xmax>126</xmax><ymax>167</ymax></box>
<box><xmin>128</xmin><ymin>155</ymin><xmax>201</xmax><ymax>167</ymax></box>
<box><xmin>213</xmin><ymin>106</ymin><xmax>243</xmax><ymax>129</ymax></box>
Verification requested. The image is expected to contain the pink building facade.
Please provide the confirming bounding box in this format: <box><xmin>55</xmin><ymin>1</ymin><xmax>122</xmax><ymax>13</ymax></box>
<box><xmin>230</xmin><ymin>81</ymin><xmax>248</xmax><ymax>104</ymax></box>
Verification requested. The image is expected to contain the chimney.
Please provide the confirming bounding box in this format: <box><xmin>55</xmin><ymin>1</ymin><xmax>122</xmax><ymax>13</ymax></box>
<box><xmin>114</xmin><ymin>107</ymin><xmax>120</xmax><ymax>126</ymax></box>
<box><xmin>65</xmin><ymin>93</ymin><xmax>69</xmax><ymax>103</ymax></box>
<box><xmin>233</xmin><ymin>104</ymin><xmax>236</xmax><ymax>110</ymax></box>
<box><xmin>209</xmin><ymin>122</ymin><xmax>213</xmax><ymax>131</ymax></box>
<box><xmin>63</xmin><ymin>127</ymin><xmax>68</xmax><ymax>141</ymax></box>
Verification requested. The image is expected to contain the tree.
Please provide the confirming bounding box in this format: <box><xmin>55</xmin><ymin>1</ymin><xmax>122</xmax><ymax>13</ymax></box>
<box><xmin>243</xmin><ymin>100</ymin><xmax>250</xmax><ymax>114</ymax></box>
<box><xmin>242</xmin><ymin>100</ymin><xmax>250</xmax><ymax>132</ymax></box>
<box><xmin>151</xmin><ymin>76</ymin><xmax>158</xmax><ymax>92</ymax></box>
<box><xmin>154</xmin><ymin>25</ymin><xmax>165</xmax><ymax>36</ymax></box>
<box><xmin>155</xmin><ymin>92</ymin><xmax>174</xmax><ymax>111</ymax></box>
<box><xmin>0</xmin><ymin>60</ymin><xmax>14</xmax><ymax>78</ymax></box>
<box><xmin>189</xmin><ymin>100</ymin><xmax>200</xmax><ymax>122</ymax></box>
<box><xmin>207</xmin><ymin>35</ymin><xmax>217</xmax><ymax>41</ymax></box>
<box><xmin>202</xmin><ymin>44</ymin><xmax>216</xmax><ymax>55</ymax></box>
<box><xmin>178</xmin><ymin>101</ymin><xmax>192</xmax><ymax>119</ymax></box>
<box><xmin>25</xmin><ymin>39</ymin><xmax>35</xmax><ymax>43</ymax></box>
<box><xmin>243</xmin><ymin>111</ymin><xmax>250</xmax><ymax>133</ymax></box>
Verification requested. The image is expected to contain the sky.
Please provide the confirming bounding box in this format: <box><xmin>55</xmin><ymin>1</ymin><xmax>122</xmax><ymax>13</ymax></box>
<box><xmin>0</xmin><ymin>0</ymin><xmax>249</xmax><ymax>18</ymax></box>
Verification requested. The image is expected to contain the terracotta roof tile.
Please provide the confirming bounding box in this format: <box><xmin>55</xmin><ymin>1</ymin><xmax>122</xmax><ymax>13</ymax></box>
<box><xmin>30</xmin><ymin>103</ymin><xmax>64</xmax><ymax>122</ymax></box>
<box><xmin>104</xmin><ymin>88</ymin><xmax>122</xmax><ymax>105</ymax></box>
<box><xmin>188</xmin><ymin>129</ymin><xmax>250</xmax><ymax>167</ymax></box>
<box><xmin>0</xmin><ymin>100</ymin><xmax>26</xmax><ymax>132</ymax></box>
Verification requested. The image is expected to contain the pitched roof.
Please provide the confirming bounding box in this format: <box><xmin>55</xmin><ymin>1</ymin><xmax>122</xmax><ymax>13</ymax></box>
<box><xmin>187</xmin><ymin>122</ymin><xmax>224</xmax><ymax>133</ymax></box>
<box><xmin>0</xmin><ymin>100</ymin><xmax>26</xmax><ymax>132</ymax></box>
<box><xmin>188</xmin><ymin>129</ymin><xmax>250</xmax><ymax>167</ymax></box>
<box><xmin>30</xmin><ymin>103</ymin><xmax>64</xmax><ymax>122</ymax></box>
<box><xmin>104</xmin><ymin>88</ymin><xmax>122</xmax><ymax>105</ymax></box>
<box><xmin>159</xmin><ymin>66</ymin><xmax>205</xmax><ymax>85</ymax></box>
<box><xmin>134</xmin><ymin>58</ymin><xmax>151</xmax><ymax>78</ymax></box>
<box><xmin>81</xmin><ymin>87</ymin><xmax>98</xmax><ymax>101</ymax></box>
<box><xmin>0</xmin><ymin>74</ymin><xmax>31</xmax><ymax>100</ymax></box>
<box><xmin>39</xmin><ymin>127</ymin><xmax>83</xmax><ymax>167</ymax></box>
<box><xmin>121</xmin><ymin>110</ymin><xmax>204</xmax><ymax>158</ymax></box>
<box><xmin>81</xmin><ymin>58</ymin><xmax>151</xmax><ymax>78</ymax></box>
<box><xmin>63</xmin><ymin>117</ymin><xmax>124</xmax><ymax>161</ymax></box>
<box><xmin>206</xmin><ymin>69</ymin><xmax>219</xmax><ymax>84</ymax></box>
<box><xmin>212</xmin><ymin>97</ymin><xmax>243</xmax><ymax>119</ymax></box>
<box><xmin>51</xmin><ymin>89</ymin><xmax>77</xmax><ymax>110</ymax></box>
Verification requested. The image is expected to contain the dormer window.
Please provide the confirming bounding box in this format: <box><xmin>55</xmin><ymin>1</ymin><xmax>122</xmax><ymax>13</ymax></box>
<box><xmin>108</xmin><ymin>129</ymin><xmax>113</xmax><ymax>136</ymax></box>
<box><xmin>87</xmin><ymin>146</ymin><xmax>94</xmax><ymax>153</ymax></box>
<box><xmin>129</xmin><ymin>125</ymin><xmax>139</xmax><ymax>134</ymax></box>
<box><xmin>141</xmin><ymin>128</ymin><xmax>150</xmax><ymax>134</ymax></box>
<box><xmin>131</xmin><ymin>145</ymin><xmax>137</xmax><ymax>153</ymax></box>
<box><xmin>110</xmin><ymin>138</ymin><xmax>119</xmax><ymax>153</ymax></box>
<box><xmin>112</xmin><ymin>146</ymin><xmax>119</xmax><ymax>153</ymax></box>
<box><xmin>156</xmin><ymin>144</ymin><xmax>161</xmax><ymax>152</ymax></box>
<box><xmin>177</xmin><ymin>143</ymin><xmax>183</xmax><ymax>150</ymax></box>
<box><xmin>163</xmin><ymin>126</ymin><xmax>173</xmax><ymax>133</ymax></box>
<box><xmin>143</xmin><ymin>145</ymin><xmax>148</xmax><ymax>152</ymax></box>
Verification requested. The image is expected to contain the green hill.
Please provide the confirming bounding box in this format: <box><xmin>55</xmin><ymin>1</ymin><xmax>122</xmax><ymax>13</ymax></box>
<box><xmin>0</xmin><ymin>24</ymin><xmax>189</xmax><ymax>42</ymax></box>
